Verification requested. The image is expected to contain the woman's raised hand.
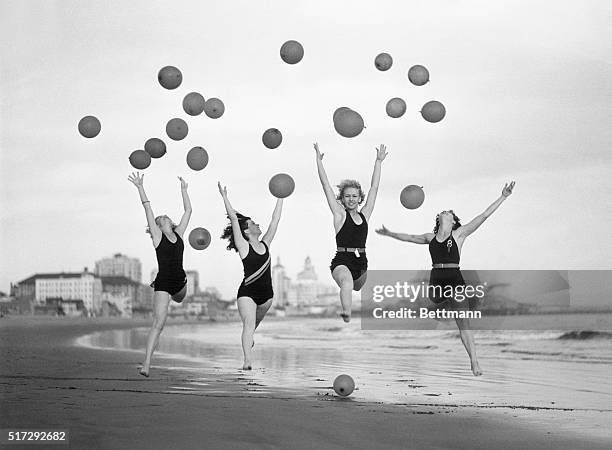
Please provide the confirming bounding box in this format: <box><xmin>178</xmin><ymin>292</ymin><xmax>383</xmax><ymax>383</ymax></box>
<box><xmin>178</xmin><ymin>176</ymin><xmax>188</xmax><ymax>190</ymax></box>
<box><xmin>128</xmin><ymin>172</ymin><xmax>144</xmax><ymax>187</ymax></box>
<box><xmin>502</xmin><ymin>181</ymin><xmax>516</xmax><ymax>198</ymax></box>
<box><xmin>217</xmin><ymin>181</ymin><xmax>227</xmax><ymax>197</ymax></box>
<box><xmin>376</xmin><ymin>144</ymin><xmax>388</xmax><ymax>161</ymax></box>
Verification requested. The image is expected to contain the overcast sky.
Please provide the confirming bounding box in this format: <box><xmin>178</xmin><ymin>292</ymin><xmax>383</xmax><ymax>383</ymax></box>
<box><xmin>1</xmin><ymin>0</ymin><xmax>611</xmax><ymax>299</ymax></box>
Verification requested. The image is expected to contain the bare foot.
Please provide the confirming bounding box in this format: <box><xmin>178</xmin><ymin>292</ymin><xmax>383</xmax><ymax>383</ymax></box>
<box><xmin>471</xmin><ymin>360</ymin><xmax>483</xmax><ymax>376</ymax></box>
<box><xmin>242</xmin><ymin>363</ymin><xmax>252</xmax><ymax>370</ymax></box>
<box><xmin>138</xmin><ymin>367</ymin><xmax>150</xmax><ymax>378</ymax></box>
<box><xmin>340</xmin><ymin>312</ymin><xmax>351</xmax><ymax>323</ymax></box>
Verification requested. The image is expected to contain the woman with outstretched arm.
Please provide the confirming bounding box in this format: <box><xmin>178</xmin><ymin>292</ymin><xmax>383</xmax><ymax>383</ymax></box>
<box><xmin>376</xmin><ymin>182</ymin><xmax>515</xmax><ymax>376</ymax></box>
<box><xmin>128</xmin><ymin>172</ymin><xmax>192</xmax><ymax>377</ymax></box>
<box><xmin>218</xmin><ymin>182</ymin><xmax>283</xmax><ymax>370</ymax></box>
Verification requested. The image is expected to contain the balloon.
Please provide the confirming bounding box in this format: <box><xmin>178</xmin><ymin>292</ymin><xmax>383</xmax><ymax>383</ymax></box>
<box><xmin>280</xmin><ymin>40</ymin><xmax>304</xmax><ymax>64</ymax></box>
<box><xmin>158</xmin><ymin>66</ymin><xmax>182</xmax><ymax>90</ymax></box>
<box><xmin>408</xmin><ymin>65</ymin><xmax>430</xmax><ymax>86</ymax></box>
<box><xmin>386</xmin><ymin>98</ymin><xmax>406</xmax><ymax>118</ymax></box>
<box><xmin>144</xmin><ymin>138</ymin><xmax>166</xmax><ymax>158</ymax></box>
<box><xmin>420</xmin><ymin>100</ymin><xmax>446</xmax><ymax>123</ymax></box>
<box><xmin>204</xmin><ymin>98</ymin><xmax>225</xmax><ymax>119</ymax></box>
<box><xmin>262</xmin><ymin>128</ymin><xmax>282</xmax><ymax>149</ymax></box>
<box><xmin>188</xmin><ymin>227</ymin><xmax>211</xmax><ymax>250</ymax></box>
<box><xmin>374</xmin><ymin>53</ymin><xmax>393</xmax><ymax>71</ymax></box>
<box><xmin>269</xmin><ymin>173</ymin><xmax>295</xmax><ymax>198</ymax></box>
<box><xmin>333</xmin><ymin>374</ymin><xmax>355</xmax><ymax>397</ymax></box>
<box><xmin>182</xmin><ymin>92</ymin><xmax>205</xmax><ymax>116</ymax></box>
<box><xmin>186</xmin><ymin>146</ymin><xmax>209</xmax><ymax>171</ymax></box>
<box><xmin>129</xmin><ymin>150</ymin><xmax>151</xmax><ymax>170</ymax></box>
<box><xmin>78</xmin><ymin>116</ymin><xmax>101</xmax><ymax>138</ymax></box>
<box><xmin>166</xmin><ymin>118</ymin><xmax>188</xmax><ymax>140</ymax></box>
<box><xmin>333</xmin><ymin>108</ymin><xmax>364</xmax><ymax>138</ymax></box>
<box><xmin>400</xmin><ymin>185</ymin><xmax>425</xmax><ymax>209</ymax></box>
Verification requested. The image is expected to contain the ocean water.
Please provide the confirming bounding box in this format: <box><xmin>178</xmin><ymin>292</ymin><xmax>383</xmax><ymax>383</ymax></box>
<box><xmin>79</xmin><ymin>313</ymin><xmax>612</xmax><ymax>413</ymax></box>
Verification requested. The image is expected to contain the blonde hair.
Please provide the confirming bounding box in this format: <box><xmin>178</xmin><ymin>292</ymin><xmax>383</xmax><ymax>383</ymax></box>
<box><xmin>145</xmin><ymin>215</ymin><xmax>177</xmax><ymax>234</ymax></box>
<box><xmin>336</xmin><ymin>179</ymin><xmax>365</xmax><ymax>204</ymax></box>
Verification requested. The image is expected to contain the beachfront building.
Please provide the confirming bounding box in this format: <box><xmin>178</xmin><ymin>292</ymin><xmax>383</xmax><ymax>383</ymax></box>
<box><xmin>271</xmin><ymin>257</ymin><xmax>291</xmax><ymax>307</ymax></box>
<box><xmin>94</xmin><ymin>253</ymin><xmax>142</xmax><ymax>283</ymax></box>
<box><xmin>12</xmin><ymin>268</ymin><xmax>103</xmax><ymax>315</ymax></box>
<box><xmin>186</xmin><ymin>270</ymin><xmax>199</xmax><ymax>297</ymax></box>
<box><xmin>272</xmin><ymin>256</ymin><xmax>340</xmax><ymax>315</ymax></box>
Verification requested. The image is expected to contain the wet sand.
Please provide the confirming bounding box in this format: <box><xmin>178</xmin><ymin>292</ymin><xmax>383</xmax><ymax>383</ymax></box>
<box><xmin>1</xmin><ymin>316</ymin><xmax>610</xmax><ymax>449</ymax></box>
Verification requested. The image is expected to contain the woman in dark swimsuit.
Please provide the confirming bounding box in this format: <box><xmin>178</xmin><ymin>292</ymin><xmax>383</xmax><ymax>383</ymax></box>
<box><xmin>128</xmin><ymin>172</ymin><xmax>192</xmax><ymax>377</ymax></box>
<box><xmin>218</xmin><ymin>182</ymin><xmax>283</xmax><ymax>370</ymax></box>
<box><xmin>376</xmin><ymin>181</ymin><xmax>515</xmax><ymax>376</ymax></box>
<box><xmin>314</xmin><ymin>142</ymin><xmax>388</xmax><ymax>322</ymax></box>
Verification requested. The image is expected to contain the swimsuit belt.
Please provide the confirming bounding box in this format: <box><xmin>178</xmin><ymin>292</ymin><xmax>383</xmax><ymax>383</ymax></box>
<box><xmin>244</xmin><ymin>255</ymin><xmax>271</xmax><ymax>286</ymax></box>
<box><xmin>337</xmin><ymin>247</ymin><xmax>366</xmax><ymax>253</ymax></box>
<box><xmin>432</xmin><ymin>263</ymin><xmax>460</xmax><ymax>268</ymax></box>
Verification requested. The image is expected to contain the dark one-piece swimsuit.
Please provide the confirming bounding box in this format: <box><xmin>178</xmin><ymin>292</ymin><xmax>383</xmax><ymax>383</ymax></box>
<box><xmin>428</xmin><ymin>231</ymin><xmax>465</xmax><ymax>305</ymax></box>
<box><xmin>329</xmin><ymin>210</ymin><xmax>368</xmax><ymax>281</ymax></box>
<box><xmin>237</xmin><ymin>242</ymin><xmax>273</xmax><ymax>306</ymax></box>
<box><xmin>151</xmin><ymin>233</ymin><xmax>187</xmax><ymax>301</ymax></box>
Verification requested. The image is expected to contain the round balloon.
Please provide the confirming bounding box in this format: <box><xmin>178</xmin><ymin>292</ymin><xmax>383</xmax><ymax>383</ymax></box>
<box><xmin>333</xmin><ymin>108</ymin><xmax>364</xmax><ymax>138</ymax></box>
<box><xmin>386</xmin><ymin>98</ymin><xmax>406</xmax><ymax>118</ymax></box>
<box><xmin>158</xmin><ymin>66</ymin><xmax>182</xmax><ymax>90</ymax></box>
<box><xmin>280</xmin><ymin>40</ymin><xmax>304</xmax><ymax>64</ymax></box>
<box><xmin>262</xmin><ymin>128</ymin><xmax>282</xmax><ymax>149</ymax></box>
<box><xmin>166</xmin><ymin>118</ymin><xmax>189</xmax><ymax>140</ymax></box>
<box><xmin>188</xmin><ymin>227</ymin><xmax>211</xmax><ymax>250</ymax></box>
<box><xmin>129</xmin><ymin>150</ymin><xmax>151</xmax><ymax>170</ymax></box>
<box><xmin>420</xmin><ymin>101</ymin><xmax>446</xmax><ymax>123</ymax></box>
<box><xmin>374</xmin><ymin>53</ymin><xmax>393</xmax><ymax>71</ymax></box>
<box><xmin>204</xmin><ymin>98</ymin><xmax>225</xmax><ymax>119</ymax></box>
<box><xmin>144</xmin><ymin>138</ymin><xmax>166</xmax><ymax>158</ymax></box>
<box><xmin>182</xmin><ymin>92</ymin><xmax>205</xmax><ymax>116</ymax></box>
<box><xmin>333</xmin><ymin>374</ymin><xmax>355</xmax><ymax>397</ymax></box>
<box><xmin>269</xmin><ymin>173</ymin><xmax>295</xmax><ymax>198</ymax></box>
<box><xmin>186</xmin><ymin>146</ymin><xmax>209</xmax><ymax>171</ymax></box>
<box><xmin>78</xmin><ymin>116</ymin><xmax>101</xmax><ymax>138</ymax></box>
<box><xmin>400</xmin><ymin>185</ymin><xmax>425</xmax><ymax>209</ymax></box>
<box><xmin>408</xmin><ymin>65</ymin><xmax>430</xmax><ymax>86</ymax></box>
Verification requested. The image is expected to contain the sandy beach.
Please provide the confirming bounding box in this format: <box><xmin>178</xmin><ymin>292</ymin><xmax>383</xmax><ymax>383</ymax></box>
<box><xmin>1</xmin><ymin>316</ymin><xmax>611</xmax><ymax>449</ymax></box>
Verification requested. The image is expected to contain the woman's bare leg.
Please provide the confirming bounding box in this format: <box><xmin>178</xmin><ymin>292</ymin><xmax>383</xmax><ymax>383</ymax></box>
<box><xmin>140</xmin><ymin>291</ymin><xmax>171</xmax><ymax>376</ymax></box>
<box><xmin>453</xmin><ymin>300</ymin><xmax>482</xmax><ymax>376</ymax></box>
<box><xmin>237</xmin><ymin>297</ymin><xmax>257</xmax><ymax>370</ymax></box>
<box><xmin>332</xmin><ymin>265</ymin><xmax>354</xmax><ymax>322</ymax></box>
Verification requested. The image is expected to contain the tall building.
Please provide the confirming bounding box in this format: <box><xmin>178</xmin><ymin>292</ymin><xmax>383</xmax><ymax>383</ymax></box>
<box><xmin>271</xmin><ymin>257</ymin><xmax>291</xmax><ymax>306</ymax></box>
<box><xmin>95</xmin><ymin>253</ymin><xmax>142</xmax><ymax>283</ymax></box>
<box><xmin>293</xmin><ymin>257</ymin><xmax>318</xmax><ymax>305</ymax></box>
<box><xmin>13</xmin><ymin>268</ymin><xmax>102</xmax><ymax>314</ymax></box>
<box><xmin>185</xmin><ymin>270</ymin><xmax>199</xmax><ymax>297</ymax></box>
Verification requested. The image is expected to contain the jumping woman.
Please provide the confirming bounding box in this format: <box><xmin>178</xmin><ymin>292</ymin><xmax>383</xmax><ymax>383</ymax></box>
<box><xmin>218</xmin><ymin>182</ymin><xmax>283</xmax><ymax>370</ymax></box>
<box><xmin>314</xmin><ymin>142</ymin><xmax>388</xmax><ymax>322</ymax></box>
<box><xmin>128</xmin><ymin>172</ymin><xmax>192</xmax><ymax>377</ymax></box>
<box><xmin>376</xmin><ymin>181</ymin><xmax>515</xmax><ymax>376</ymax></box>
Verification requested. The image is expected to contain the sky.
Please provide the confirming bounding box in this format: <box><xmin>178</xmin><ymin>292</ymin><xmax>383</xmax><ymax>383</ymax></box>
<box><xmin>1</xmin><ymin>0</ymin><xmax>611</xmax><ymax>299</ymax></box>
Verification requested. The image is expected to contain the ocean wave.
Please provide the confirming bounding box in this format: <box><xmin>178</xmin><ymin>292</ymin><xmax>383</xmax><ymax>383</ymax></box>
<box><xmin>557</xmin><ymin>331</ymin><xmax>612</xmax><ymax>340</ymax></box>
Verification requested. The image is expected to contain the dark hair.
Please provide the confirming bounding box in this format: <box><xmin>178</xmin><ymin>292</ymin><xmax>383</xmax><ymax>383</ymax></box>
<box><xmin>336</xmin><ymin>179</ymin><xmax>365</xmax><ymax>205</ymax></box>
<box><xmin>221</xmin><ymin>212</ymin><xmax>251</xmax><ymax>252</ymax></box>
<box><xmin>433</xmin><ymin>211</ymin><xmax>461</xmax><ymax>233</ymax></box>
